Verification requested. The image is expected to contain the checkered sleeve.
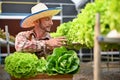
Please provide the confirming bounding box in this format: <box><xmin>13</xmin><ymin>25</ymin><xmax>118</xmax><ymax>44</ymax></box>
<box><xmin>15</xmin><ymin>32</ymin><xmax>46</xmax><ymax>52</ymax></box>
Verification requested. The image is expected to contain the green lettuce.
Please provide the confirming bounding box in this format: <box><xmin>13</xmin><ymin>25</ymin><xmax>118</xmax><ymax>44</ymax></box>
<box><xmin>4</xmin><ymin>48</ymin><xmax>80</xmax><ymax>78</ymax></box>
<box><xmin>36</xmin><ymin>57</ymin><xmax>47</xmax><ymax>73</ymax></box>
<box><xmin>46</xmin><ymin>46</ymin><xmax>80</xmax><ymax>75</ymax></box>
<box><xmin>4</xmin><ymin>52</ymin><xmax>38</xmax><ymax>78</ymax></box>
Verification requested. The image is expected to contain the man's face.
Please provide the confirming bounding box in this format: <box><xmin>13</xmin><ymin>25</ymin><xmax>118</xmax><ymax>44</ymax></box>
<box><xmin>39</xmin><ymin>16</ymin><xmax>53</xmax><ymax>32</ymax></box>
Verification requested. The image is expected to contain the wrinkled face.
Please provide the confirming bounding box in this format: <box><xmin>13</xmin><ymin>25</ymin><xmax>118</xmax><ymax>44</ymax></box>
<box><xmin>39</xmin><ymin>16</ymin><xmax>53</xmax><ymax>32</ymax></box>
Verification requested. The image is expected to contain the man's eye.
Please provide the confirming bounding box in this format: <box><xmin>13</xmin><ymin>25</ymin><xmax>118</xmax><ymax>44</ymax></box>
<box><xmin>46</xmin><ymin>18</ymin><xmax>50</xmax><ymax>21</ymax></box>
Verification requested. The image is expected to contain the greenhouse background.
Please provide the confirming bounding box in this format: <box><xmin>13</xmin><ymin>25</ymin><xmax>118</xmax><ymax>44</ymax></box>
<box><xmin>0</xmin><ymin>0</ymin><xmax>120</xmax><ymax>80</ymax></box>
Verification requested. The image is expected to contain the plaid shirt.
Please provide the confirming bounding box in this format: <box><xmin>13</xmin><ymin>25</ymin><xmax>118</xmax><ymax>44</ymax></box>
<box><xmin>15</xmin><ymin>30</ymin><xmax>51</xmax><ymax>56</ymax></box>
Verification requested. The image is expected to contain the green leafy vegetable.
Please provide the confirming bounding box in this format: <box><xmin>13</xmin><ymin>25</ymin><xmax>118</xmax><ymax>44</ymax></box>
<box><xmin>50</xmin><ymin>0</ymin><xmax>120</xmax><ymax>50</ymax></box>
<box><xmin>36</xmin><ymin>57</ymin><xmax>47</xmax><ymax>73</ymax></box>
<box><xmin>4</xmin><ymin>52</ymin><xmax>38</xmax><ymax>78</ymax></box>
<box><xmin>46</xmin><ymin>46</ymin><xmax>80</xmax><ymax>75</ymax></box>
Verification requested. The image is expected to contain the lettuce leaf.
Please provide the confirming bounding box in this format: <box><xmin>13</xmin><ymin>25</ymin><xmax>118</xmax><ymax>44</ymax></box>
<box><xmin>46</xmin><ymin>46</ymin><xmax>80</xmax><ymax>75</ymax></box>
<box><xmin>4</xmin><ymin>52</ymin><xmax>38</xmax><ymax>78</ymax></box>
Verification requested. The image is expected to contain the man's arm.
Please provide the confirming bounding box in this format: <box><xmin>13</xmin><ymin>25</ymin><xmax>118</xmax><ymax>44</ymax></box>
<box><xmin>15</xmin><ymin>32</ymin><xmax>45</xmax><ymax>52</ymax></box>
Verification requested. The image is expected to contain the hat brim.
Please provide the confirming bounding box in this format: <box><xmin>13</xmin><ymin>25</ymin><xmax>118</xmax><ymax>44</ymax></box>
<box><xmin>20</xmin><ymin>7</ymin><xmax>61</xmax><ymax>28</ymax></box>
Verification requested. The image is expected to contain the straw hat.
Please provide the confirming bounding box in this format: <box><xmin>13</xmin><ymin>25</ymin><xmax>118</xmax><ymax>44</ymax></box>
<box><xmin>20</xmin><ymin>3</ymin><xmax>61</xmax><ymax>28</ymax></box>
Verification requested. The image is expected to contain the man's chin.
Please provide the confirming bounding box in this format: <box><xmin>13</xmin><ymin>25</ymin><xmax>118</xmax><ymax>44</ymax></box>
<box><xmin>45</xmin><ymin>29</ymin><xmax>51</xmax><ymax>32</ymax></box>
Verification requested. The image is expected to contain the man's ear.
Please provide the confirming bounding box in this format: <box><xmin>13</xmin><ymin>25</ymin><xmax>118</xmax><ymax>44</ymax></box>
<box><xmin>33</xmin><ymin>20</ymin><xmax>39</xmax><ymax>24</ymax></box>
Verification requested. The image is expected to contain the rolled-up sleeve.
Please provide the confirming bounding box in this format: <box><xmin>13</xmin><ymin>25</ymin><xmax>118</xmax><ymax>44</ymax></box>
<box><xmin>15</xmin><ymin>32</ymin><xmax>45</xmax><ymax>52</ymax></box>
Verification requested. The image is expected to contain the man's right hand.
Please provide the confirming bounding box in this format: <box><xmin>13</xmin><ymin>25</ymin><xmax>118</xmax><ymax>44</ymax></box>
<box><xmin>45</xmin><ymin>36</ymin><xmax>67</xmax><ymax>49</ymax></box>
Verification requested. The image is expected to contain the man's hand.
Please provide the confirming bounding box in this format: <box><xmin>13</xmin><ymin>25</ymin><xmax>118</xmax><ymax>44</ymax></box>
<box><xmin>45</xmin><ymin>36</ymin><xmax>67</xmax><ymax>49</ymax></box>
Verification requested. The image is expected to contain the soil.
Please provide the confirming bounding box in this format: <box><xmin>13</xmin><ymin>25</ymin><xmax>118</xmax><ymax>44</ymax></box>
<box><xmin>0</xmin><ymin>65</ymin><xmax>11</xmax><ymax>80</ymax></box>
<box><xmin>73</xmin><ymin>62</ymin><xmax>120</xmax><ymax>80</ymax></box>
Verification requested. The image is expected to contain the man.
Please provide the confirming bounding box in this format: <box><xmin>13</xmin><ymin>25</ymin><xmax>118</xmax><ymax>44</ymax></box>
<box><xmin>15</xmin><ymin>3</ymin><xmax>66</xmax><ymax>57</ymax></box>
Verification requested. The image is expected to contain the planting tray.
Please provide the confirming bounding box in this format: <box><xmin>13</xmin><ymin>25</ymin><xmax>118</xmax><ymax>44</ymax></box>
<box><xmin>11</xmin><ymin>74</ymin><xmax>73</xmax><ymax>80</ymax></box>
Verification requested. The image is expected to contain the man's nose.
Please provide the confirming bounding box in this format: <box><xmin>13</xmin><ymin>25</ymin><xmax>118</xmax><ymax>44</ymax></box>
<box><xmin>49</xmin><ymin>20</ymin><xmax>53</xmax><ymax>25</ymax></box>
